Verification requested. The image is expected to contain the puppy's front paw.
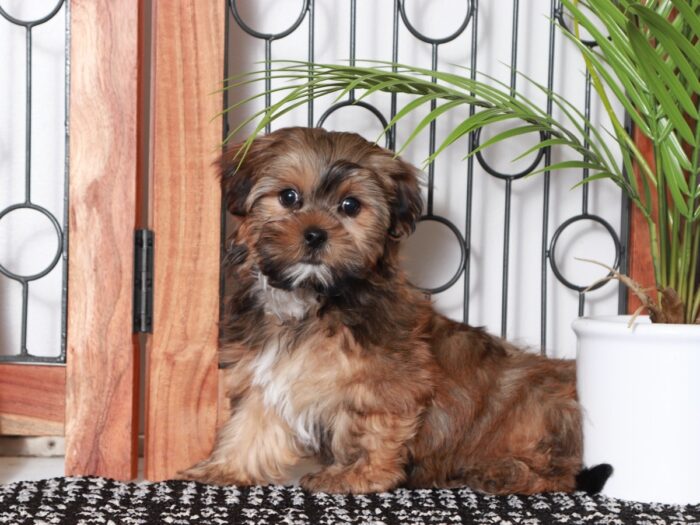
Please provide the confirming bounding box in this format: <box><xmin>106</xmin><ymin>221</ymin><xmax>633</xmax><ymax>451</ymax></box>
<box><xmin>178</xmin><ymin>460</ymin><xmax>250</xmax><ymax>487</ymax></box>
<box><xmin>300</xmin><ymin>468</ymin><xmax>393</xmax><ymax>494</ymax></box>
<box><xmin>300</xmin><ymin>470</ymin><xmax>351</xmax><ymax>493</ymax></box>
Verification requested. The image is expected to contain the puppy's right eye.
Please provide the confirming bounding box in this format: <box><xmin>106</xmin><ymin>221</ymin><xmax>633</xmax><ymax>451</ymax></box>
<box><xmin>279</xmin><ymin>188</ymin><xmax>301</xmax><ymax>208</ymax></box>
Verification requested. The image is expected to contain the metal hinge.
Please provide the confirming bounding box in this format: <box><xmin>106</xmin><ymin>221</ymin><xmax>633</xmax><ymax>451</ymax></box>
<box><xmin>133</xmin><ymin>229</ymin><xmax>154</xmax><ymax>333</ymax></box>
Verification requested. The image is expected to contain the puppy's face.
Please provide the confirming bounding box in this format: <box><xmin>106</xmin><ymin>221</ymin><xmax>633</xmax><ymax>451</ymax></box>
<box><xmin>222</xmin><ymin>127</ymin><xmax>422</xmax><ymax>292</ymax></box>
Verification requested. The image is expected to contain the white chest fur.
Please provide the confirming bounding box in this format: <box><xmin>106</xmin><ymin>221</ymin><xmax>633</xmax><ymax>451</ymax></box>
<box><xmin>249</xmin><ymin>340</ymin><xmax>322</xmax><ymax>451</ymax></box>
<box><xmin>255</xmin><ymin>273</ymin><xmax>317</xmax><ymax>321</ymax></box>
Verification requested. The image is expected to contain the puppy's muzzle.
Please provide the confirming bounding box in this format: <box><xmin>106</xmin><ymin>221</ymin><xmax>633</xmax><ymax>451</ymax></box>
<box><xmin>303</xmin><ymin>227</ymin><xmax>327</xmax><ymax>250</ymax></box>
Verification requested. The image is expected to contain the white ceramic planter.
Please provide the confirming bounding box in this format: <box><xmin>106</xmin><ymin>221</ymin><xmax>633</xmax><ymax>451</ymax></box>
<box><xmin>573</xmin><ymin>315</ymin><xmax>700</xmax><ymax>505</ymax></box>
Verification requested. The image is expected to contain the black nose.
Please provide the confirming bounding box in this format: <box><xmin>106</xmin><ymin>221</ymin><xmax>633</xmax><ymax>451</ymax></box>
<box><xmin>303</xmin><ymin>227</ymin><xmax>327</xmax><ymax>249</ymax></box>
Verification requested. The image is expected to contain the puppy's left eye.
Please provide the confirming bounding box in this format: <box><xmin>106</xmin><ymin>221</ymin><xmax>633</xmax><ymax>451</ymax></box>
<box><xmin>279</xmin><ymin>188</ymin><xmax>301</xmax><ymax>208</ymax></box>
<box><xmin>339</xmin><ymin>197</ymin><xmax>361</xmax><ymax>217</ymax></box>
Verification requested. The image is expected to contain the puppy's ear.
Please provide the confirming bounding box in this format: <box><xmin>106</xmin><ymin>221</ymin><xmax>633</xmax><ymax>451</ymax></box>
<box><xmin>220</xmin><ymin>137</ymin><xmax>270</xmax><ymax>216</ymax></box>
<box><xmin>383</xmin><ymin>156</ymin><xmax>424</xmax><ymax>240</ymax></box>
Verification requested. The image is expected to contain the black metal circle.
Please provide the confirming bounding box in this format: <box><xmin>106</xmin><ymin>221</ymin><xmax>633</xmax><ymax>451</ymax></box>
<box><xmin>406</xmin><ymin>215</ymin><xmax>466</xmax><ymax>294</ymax></box>
<box><xmin>0</xmin><ymin>0</ymin><xmax>64</xmax><ymax>27</ymax></box>
<box><xmin>0</xmin><ymin>203</ymin><xmax>63</xmax><ymax>282</ymax></box>
<box><xmin>398</xmin><ymin>0</ymin><xmax>474</xmax><ymax>45</ymax></box>
<box><xmin>316</xmin><ymin>100</ymin><xmax>393</xmax><ymax>149</ymax></box>
<box><xmin>473</xmin><ymin>125</ymin><xmax>547</xmax><ymax>180</ymax></box>
<box><xmin>548</xmin><ymin>213</ymin><xmax>621</xmax><ymax>292</ymax></box>
<box><xmin>555</xmin><ymin>5</ymin><xmax>599</xmax><ymax>49</ymax></box>
<box><xmin>229</xmin><ymin>0</ymin><xmax>309</xmax><ymax>41</ymax></box>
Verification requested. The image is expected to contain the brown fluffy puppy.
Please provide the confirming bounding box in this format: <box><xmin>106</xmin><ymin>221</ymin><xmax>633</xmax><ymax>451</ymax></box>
<box><xmin>182</xmin><ymin>126</ymin><xmax>586</xmax><ymax>495</ymax></box>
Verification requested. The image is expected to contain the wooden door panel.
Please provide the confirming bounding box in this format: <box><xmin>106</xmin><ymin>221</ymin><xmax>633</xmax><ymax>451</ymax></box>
<box><xmin>64</xmin><ymin>0</ymin><xmax>144</xmax><ymax>480</ymax></box>
<box><xmin>144</xmin><ymin>0</ymin><xmax>225</xmax><ymax>481</ymax></box>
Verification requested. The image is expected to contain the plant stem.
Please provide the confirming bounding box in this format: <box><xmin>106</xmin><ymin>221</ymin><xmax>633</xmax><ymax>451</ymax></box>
<box><xmin>670</xmin><ymin>209</ymin><xmax>680</xmax><ymax>293</ymax></box>
<box><xmin>692</xmin><ymin>276</ymin><xmax>700</xmax><ymax>323</ymax></box>
<box><xmin>678</xmin><ymin>213</ymin><xmax>688</xmax><ymax>307</ymax></box>
<box><xmin>688</xmin><ymin>224</ymin><xmax>700</xmax><ymax>322</ymax></box>
<box><xmin>680</xmin><ymin>172</ymin><xmax>699</xmax><ymax>321</ymax></box>
<box><xmin>684</xmin><ymin>100</ymin><xmax>700</xmax><ymax>322</ymax></box>
<box><xmin>648</xmin><ymin>221</ymin><xmax>663</xmax><ymax>290</ymax></box>
<box><xmin>655</xmin><ymin>142</ymin><xmax>669</xmax><ymax>289</ymax></box>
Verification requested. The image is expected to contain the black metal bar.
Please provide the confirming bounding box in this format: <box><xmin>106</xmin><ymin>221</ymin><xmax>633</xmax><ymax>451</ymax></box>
<box><xmin>426</xmin><ymin>43</ymin><xmax>439</xmax><ymax>216</ymax></box>
<box><xmin>509</xmin><ymin>0</ymin><xmax>519</xmax><ymax>97</ymax></box>
<box><xmin>618</xmin><ymin>113</ymin><xmax>633</xmax><ymax>315</ymax></box>
<box><xmin>499</xmin><ymin>0</ymin><xmax>520</xmax><ymax>337</ymax></box>
<box><xmin>540</xmin><ymin>0</ymin><xmax>558</xmax><ymax>354</ymax></box>
<box><xmin>23</xmin><ymin>25</ymin><xmax>32</xmax><ymax>355</ymax></box>
<box><xmin>61</xmin><ymin>0</ymin><xmax>71</xmax><ymax>363</ymax></box>
<box><xmin>349</xmin><ymin>0</ymin><xmax>356</xmax><ymax>102</ymax></box>
<box><xmin>463</xmin><ymin>0</ymin><xmax>478</xmax><ymax>324</ymax></box>
<box><xmin>20</xmin><ymin>281</ymin><xmax>29</xmax><ymax>356</ymax></box>
<box><xmin>0</xmin><ymin>354</ymin><xmax>70</xmax><ymax>364</ymax></box>
<box><xmin>265</xmin><ymin>38</ymin><xmax>272</xmax><ymax>134</ymax></box>
<box><xmin>389</xmin><ymin>0</ymin><xmax>399</xmax><ymax>151</ymax></box>
<box><xmin>308</xmin><ymin>0</ymin><xmax>315</xmax><ymax>127</ymax></box>
<box><xmin>501</xmin><ymin>179</ymin><xmax>512</xmax><ymax>337</ymax></box>
<box><xmin>25</xmin><ymin>27</ymin><xmax>32</xmax><ymax>204</ymax></box>
<box><xmin>582</xmin><ymin>69</ymin><xmax>592</xmax><ymax>215</ymax></box>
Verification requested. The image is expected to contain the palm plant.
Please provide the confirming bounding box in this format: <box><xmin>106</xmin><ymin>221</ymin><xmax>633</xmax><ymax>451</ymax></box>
<box><xmin>225</xmin><ymin>0</ymin><xmax>700</xmax><ymax>324</ymax></box>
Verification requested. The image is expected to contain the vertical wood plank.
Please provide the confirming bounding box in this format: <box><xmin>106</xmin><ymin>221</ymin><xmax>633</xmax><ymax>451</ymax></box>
<box><xmin>145</xmin><ymin>0</ymin><xmax>225</xmax><ymax>480</ymax></box>
<box><xmin>0</xmin><ymin>365</ymin><xmax>65</xmax><ymax>436</ymax></box>
<box><xmin>628</xmin><ymin>128</ymin><xmax>656</xmax><ymax>314</ymax></box>
<box><xmin>65</xmin><ymin>0</ymin><xmax>142</xmax><ymax>480</ymax></box>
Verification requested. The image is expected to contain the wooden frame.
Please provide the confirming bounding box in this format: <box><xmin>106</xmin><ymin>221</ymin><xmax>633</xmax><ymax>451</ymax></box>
<box><xmin>144</xmin><ymin>0</ymin><xmax>225</xmax><ymax>481</ymax></box>
<box><xmin>64</xmin><ymin>0</ymin><xmax>145</xmax><ymax>480</ymax></box>
<box><xmin>628</xmin><ymin>130</ymin><xmax>656</xmax><ymax>314</ymax></box>
<box><xmin>0</xmin><ymin>365</ymin><xmax>65</xmax><ymax>436</ymax></box>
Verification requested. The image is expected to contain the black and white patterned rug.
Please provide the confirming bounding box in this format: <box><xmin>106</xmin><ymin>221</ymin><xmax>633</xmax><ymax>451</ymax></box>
<box><xmin>2</xmin><ymin>477</ymin><xmax>700</xmax><ymax>524</ymax></box>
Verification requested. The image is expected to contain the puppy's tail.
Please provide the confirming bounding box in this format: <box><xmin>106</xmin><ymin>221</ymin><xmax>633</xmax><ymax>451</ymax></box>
<box><xmin>575</xmin><ymin>464</ymin><xmax>613</xmax><ymax>494</ymax></box>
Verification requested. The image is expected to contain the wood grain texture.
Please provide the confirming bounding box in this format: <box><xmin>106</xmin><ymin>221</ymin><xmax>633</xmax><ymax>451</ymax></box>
<box><xmin>0</xmin><ymin>364</ymin><xmax>65</xmax><ymax>436</ymax></box>
<box><xmin>65</xmin><ymin>0</ymin><xmax>142</xmax><ymax>480</ymax></box>
<box><xmin>628</xmin><ymin>127</ymin><xmax>656</xmax><ymax>314</ymax></box>
<box><xmin>144</xmin><ymin>0</ymin><xmax>225</xmax><ymax>481</ymax></box>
